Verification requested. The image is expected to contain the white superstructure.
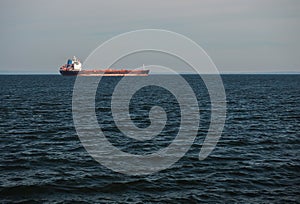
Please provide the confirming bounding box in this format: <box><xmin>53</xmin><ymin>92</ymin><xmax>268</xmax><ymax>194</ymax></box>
<box><xmin>71</xmin><ymin>56</ymin><xmax>82</xmax><ymax>71</ymax></box>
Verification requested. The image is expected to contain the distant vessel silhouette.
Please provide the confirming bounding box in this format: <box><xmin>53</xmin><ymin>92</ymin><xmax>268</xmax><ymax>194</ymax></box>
<box><xmin>59</xmin><ymin>56</ymin><xmax>149</xmax><ymax>76</ymax></box>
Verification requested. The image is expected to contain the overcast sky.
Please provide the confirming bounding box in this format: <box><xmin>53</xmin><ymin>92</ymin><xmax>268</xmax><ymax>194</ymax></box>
<box><xmin>0</xmin><ymin>0</ymin><xmax>299</xmax><ymax>74</ymax></box>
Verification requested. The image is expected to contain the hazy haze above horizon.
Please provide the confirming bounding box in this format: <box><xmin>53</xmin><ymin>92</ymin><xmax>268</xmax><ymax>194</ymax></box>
<box><xmin>0</xmin><ymin>0</ymin><xmax>299</xmax><ymax>74</ymax></box>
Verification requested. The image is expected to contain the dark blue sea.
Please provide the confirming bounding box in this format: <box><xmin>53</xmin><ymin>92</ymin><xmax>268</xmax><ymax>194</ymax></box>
<box><xmin>0</xmin><ymin>75</ymin><xmax>299</xmax><ymax>203</ymax></box>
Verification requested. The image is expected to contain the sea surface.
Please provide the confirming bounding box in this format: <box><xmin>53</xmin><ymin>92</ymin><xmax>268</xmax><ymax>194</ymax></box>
<box><xmin>0</xmin><ymin>75</ymin><xmax>299</xmax><ymax>203</ymax></box>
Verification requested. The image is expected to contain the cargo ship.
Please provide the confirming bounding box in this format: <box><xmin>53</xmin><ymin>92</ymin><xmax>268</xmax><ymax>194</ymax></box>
<box><xmin>59</xmin><ymin>56</ymin><xmax>149</xmax><ymax>76</ymax></box>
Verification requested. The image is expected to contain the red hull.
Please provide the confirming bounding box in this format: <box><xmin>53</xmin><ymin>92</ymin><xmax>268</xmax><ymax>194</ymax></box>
<box><xmin>60</xmin><ymin>69</ymin><xmax>150</xmax><ymax>76</ymax></box>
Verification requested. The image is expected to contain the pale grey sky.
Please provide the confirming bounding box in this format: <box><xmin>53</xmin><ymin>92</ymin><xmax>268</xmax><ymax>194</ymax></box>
<box><xmin>0</xmin><ymin>0</ymin><xmax>299</xmax><ymax>74</ymax></box>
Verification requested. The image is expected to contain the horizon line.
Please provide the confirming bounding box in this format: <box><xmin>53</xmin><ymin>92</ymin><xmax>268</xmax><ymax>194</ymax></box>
<box><xmin>1</xmin><ymin>72</ymin><xmax>300</xmax><ymax>75</ymax></box>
